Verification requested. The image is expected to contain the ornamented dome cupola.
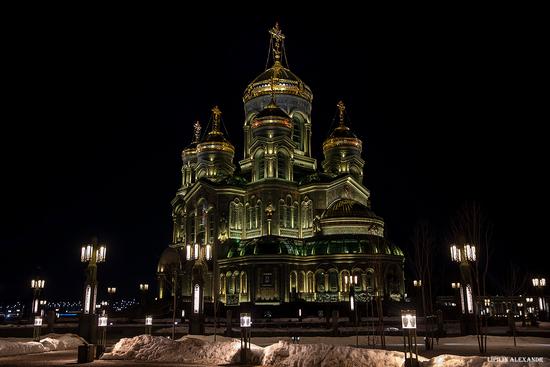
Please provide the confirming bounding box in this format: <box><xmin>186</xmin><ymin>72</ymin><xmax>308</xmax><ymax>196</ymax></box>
<box><xmin>243</xmin><ymin>23</ymin><xmax>312</xmax><ymax>106</ymax></box>
<box><xmin>196</xmin><ymin>106</ymin><xmax>236</xmax><ymax>181</ymax></box>
<box><xmin>322</xmin><ymin>101</ymin><xmax>365</xmax><ymax>181</ymax></box>
<box><xmin>240</xmin><ymin>24</ymin><xmax>317</xmax><ymax>177</ymax></box>
<box><xmin>251</xmin><ymin>99</ymin><xmax>292</xmax><ymax>139</ymax></box>
<box><xmin>179</xmin><ymin>121</ymin><xmax>202</xmax><ymax>191</ymax></box>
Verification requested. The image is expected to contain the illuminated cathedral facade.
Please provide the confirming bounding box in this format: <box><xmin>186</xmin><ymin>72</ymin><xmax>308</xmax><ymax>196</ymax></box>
<box><xmin>157</xmin><ymin>24</ymin><xmax>405</xmax><ymax>311</ymax></box>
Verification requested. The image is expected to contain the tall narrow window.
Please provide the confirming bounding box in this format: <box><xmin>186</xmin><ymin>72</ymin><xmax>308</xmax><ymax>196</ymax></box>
<box><xmin>256</xmin><ymin>151</ymin><xmax>265</xmax><ymax>180</ymax></box>
<box><xmin>292</xmin><ymin>115</ymin><xmax>304</xmax><ymax>150</ymax></box>
<box><xmin>277</xmin><ymin>151</ymin><xmax>287</xmax><ymax>179</ymax></box>
<box><xmin>301</xmin><ymin>199</ymin><xmax>313</xmax><ymax>229</ymax></box>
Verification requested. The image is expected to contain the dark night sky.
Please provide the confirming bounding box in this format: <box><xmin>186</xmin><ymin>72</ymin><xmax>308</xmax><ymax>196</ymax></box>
<box><xmin>1</xmin><ymin>12</ymin><xmax>547</xmax><ymax>302</ymax></box>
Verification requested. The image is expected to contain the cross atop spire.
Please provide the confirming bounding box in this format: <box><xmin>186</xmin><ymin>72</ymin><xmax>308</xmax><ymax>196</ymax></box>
<box><xmin>211</xmin><ymin>106</ymin><xmax>222</xmax><ymax>133</ymax></box>
<box><xmin>337</xmin><ymin>100</ymin><xmax>346</xmax><ymax>126</ymax></box>
<box><xmin>269</xmin><ymin>22</ymin><xmax>285</xmax><ymax>63</ymax></box>
<box><xmin>192</xmin><ymin>120</ymin><xmax>201</xmax><ymax>143</ymax></box>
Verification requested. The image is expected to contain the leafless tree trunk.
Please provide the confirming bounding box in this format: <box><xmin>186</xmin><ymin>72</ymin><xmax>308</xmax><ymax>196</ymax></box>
<box><xmin>450</xmin><ymin>201</ymin><xmax>492</xmax><ymax>354</ymax></box>
<box><xmin>411</xmin><ymin>221</ymin><xmax>435</xmax><ymax>350</ymax></box>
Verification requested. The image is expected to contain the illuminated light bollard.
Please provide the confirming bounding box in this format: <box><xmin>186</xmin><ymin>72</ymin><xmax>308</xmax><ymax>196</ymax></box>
<box><xmin>33</xmin><ymin>316</ymin><xmax>43</xmax><ymax>341</ymax></box>
<box><xmin>145</xmin><ymin>315</ymin><xmax>153</xmax><ymax>335</ymax></box>
<box><xmin>240</xmin><ymin>313</ymin><xmax>252</xmax><ymax>364</ymax></box>
<box><xmin>401</xmin><ymin>309</ymin><xmax>419</xmax><ymax>367</ymax></box>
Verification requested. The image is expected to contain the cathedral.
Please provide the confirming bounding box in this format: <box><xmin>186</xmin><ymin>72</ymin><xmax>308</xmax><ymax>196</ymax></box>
<box><xmin>157</xmin><ymin>24</ymin><xmax>405</xmax><ymax>314</ymax></box>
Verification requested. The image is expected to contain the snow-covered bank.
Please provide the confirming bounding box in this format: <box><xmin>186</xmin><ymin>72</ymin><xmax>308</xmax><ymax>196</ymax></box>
<box><xmin>102</xmin><ymin>334</ymin><xmax>263</xmax><ymax>364</ymax></box>
<box><xmin>102</xmin><ymin>335</ymin><xmax>549</xmax><ymax>366</ymax></box>
<box><xmin>0</xmin><ymin>334</ymin><xmax>84</xmax><ymax>357</ymax></box>
<box><xmin>103</xmin><ymin>335</ymin><xmax>417</xmax><ymax>366</ymax></box>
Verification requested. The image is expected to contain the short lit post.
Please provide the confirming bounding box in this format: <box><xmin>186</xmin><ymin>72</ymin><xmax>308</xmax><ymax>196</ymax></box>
<box><xmin>33</xmin><ymin>316</ymin><xmax>43</xmax><ymax>341</ymax></box>
<box><xmin>97</xmin><ymin>313</ymin><xmax>108</xmax><ymax>357</ymax></box>
<box><xmin>298</xmin><ymin>308</ymin><xmax>302</xmax><ymax>322</ymax></box>
<box><xmin>240</xmin><ymin>313</ymin><xmax>251</xmax><ymax>364</ymax></box>
<box><xmin>401</xmin><ymin>309</ymin><xmax>418</xmax><ymax>367</ymax></box>
<box><xmin>145</xmin><ymin>315</ymin><xmax>153</xmax><ymax>335</ymax></box>
<box><xmin>79</xmin><ymin>238</ymin><xmax>107</xmax><ymax>344</ymax></box>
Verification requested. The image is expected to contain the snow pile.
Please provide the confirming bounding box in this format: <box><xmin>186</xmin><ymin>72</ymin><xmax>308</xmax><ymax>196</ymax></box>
<box><xmin>261</xmin><ymin>341</ymin><xmax>412</xmax><ymax>367</ymax></box>
<box><xmin>0</xmin><ymin>334</ymin><xmax>84</xmax><ymax>357</ymax></box>
<box><xmin>39</xmin><ymin>333</ymin><xmax>85</xmax><ymax>351</ymax></box>
<box><xmin>0</xmin><ymin>340</ymin><xmax>45</xmax><ymax>357</ymax></box>
<box><xmin>102</xmin><ymin>334</ymin><xmax>263</xmax><ymax>364</ymax></box>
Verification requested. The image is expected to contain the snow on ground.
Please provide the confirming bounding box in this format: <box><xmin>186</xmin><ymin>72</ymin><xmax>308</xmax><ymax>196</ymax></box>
<box><xmin>102</xmin><ymin>335</ymin><xmax>550</xmax><ymax>367</ymax></box>
<box><xmin>0</xmin><ymin>334</ymin><xmax>84</xmax><ymax>357</ymax></box>
<box><xmin>261</xmin><ymin>341</ymin><xmax>419</xmax><ymax>367</ymax></box>
<box><xmin>102</xmin><ymin>334</ymin><xmax>263</xmax><ymax>364</ymax></box>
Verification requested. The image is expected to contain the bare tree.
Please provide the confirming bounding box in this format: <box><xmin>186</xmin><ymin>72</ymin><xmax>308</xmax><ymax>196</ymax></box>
<box><xmin>449</xmin><ymin>201</ymin><xmax>493</xmax><ymax>354</ymax></box>
<box><xmin>411</xmin><ymin>221</ymin><xmax>435</xmax><ymax>349</ymax></box>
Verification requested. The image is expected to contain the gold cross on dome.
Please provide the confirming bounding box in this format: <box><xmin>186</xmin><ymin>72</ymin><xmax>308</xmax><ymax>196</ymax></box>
<box><xmin>269</xmin><ymin>23</ymin><xmax>285</xmax><ymax>62</ymax></box>
<box><xmin>211</xmin><ymin>106</ymin><xmax>222</xmax><ymax>132</ymax></box>
<box><xmin>192</xmin><ymin>120</ymin><xmax>201</xmax><ymax>143</ymax></box>
<box><xmin>337</xmin><ymin>100</ymin><xmax>346</xmax><ymax>126</ymax></box>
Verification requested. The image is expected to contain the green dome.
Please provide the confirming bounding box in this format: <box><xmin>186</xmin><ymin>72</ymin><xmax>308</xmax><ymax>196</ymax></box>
<box><xmin>322</xmin><ymin>199</ymin><xmax>380</xmax><ymax>220</ymax></box>
<box><xmin>226</xmin><ymin>236</ymin><xmax>304</xmax><ymax>258</ymax></box>
<box><xmin>223</xmin><ymin>235</ymin><xmax>403</xmax><ymax>258</ymax></box>
<box><xmin>304</xmin><ymin>235</ymin><xmax>403</xmax><ymax>256</ymax></box>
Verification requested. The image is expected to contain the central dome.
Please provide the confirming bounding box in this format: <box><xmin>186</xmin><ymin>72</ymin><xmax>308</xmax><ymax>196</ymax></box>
<box><xmin>323</xmin><ymin>199</ymin><xmax>380</xmax><ymax>220</ymax></box>
<box><xmin>243</xmin><ymin>61</ymin><xmax>313</xmax><ymax>103</ymax></box>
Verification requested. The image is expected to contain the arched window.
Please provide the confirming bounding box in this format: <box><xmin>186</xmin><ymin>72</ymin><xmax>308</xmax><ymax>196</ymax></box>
<box><xmin>340</xmin><ymin>270</ymin><xmax>351</xmax><ymax>292</ymax></box>
<box><xmin>197</xmin><ymin>199</ymin><xmax>207</xmax><ymax>244</ymax></box>
<box><xmin>226</xmin><ymin>271</ymin><xmax>233</xmax><ymax>294</ymax></box>
<box><xmin>246</xmin><ymin>203</ymin><xmax>252</xmax><ymax>230</ymax></box>
<box><xmin>298</xmin><ymin>271</ymin><xmax>306</xmax><ymax>293</ymax></box>
<box><xmin>292</xmin><ymin>202</ymin><xmax>299</xmax><ymax>229</ymax></box>
<box><xmin>233</xmin><ymin>271</ymin><xmax>240</xmax><ymax>294</ymax></box>
<box><xmin>229</xmin><ymin>199</ymin><xmax>243</xmax><ymax>231</ymax></box>
<box><xmin>289</xmin><ymin>271</ymin><xmax>298</xmax><ymax>294</ymax></box>
<box><xmin>301</xmin><ymin>198</ymin><xmax>313</xmax><ymax>229</ymax></box>
<box><xmin>306</xmin><ymin>271</ymin><xmax>314</xmax><ymax>293</ymax></box>
<box><xmin>277</xmin><ymin>151</ymin><xmax>287</xmax><ymax>179</ymax></box>
<box><xmin>279</xmin><ymin>199</ymin><xmax>286</xmax><ymax>229</ymax></box>
<box><xmin>292</xmin><ymin>114</ymin><xmax>305</xmax><ymax>150</ymax></box>
<box><xmin>315</xmin><ymin>270</ymin><xmax>325</xmax><ymax>292</ymax></box>
<box><xmin>329</xmin><ymin>269</ymin><xmax>339</xmax><ymax>292</ymax></box>
<box><xmin>255</xmin><ymin>151</ymin><xmax>265</xmax><ymax>180</ymax></box>
<box><xmin>240</xmin><ymin>272</ymin><xmax>247</xmax><ymax>294</ymax></box>
<box><xmin>255</xmin><ymin>200</ymin><xmax>262</xmax><ymax>230</ymax></box>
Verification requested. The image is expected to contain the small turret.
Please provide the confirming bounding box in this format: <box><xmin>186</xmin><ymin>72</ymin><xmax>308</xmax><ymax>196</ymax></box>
<box><xmin>196</xmin><ymin>106</ymin><xmax>236</xmax><ymax>181</ymax></box>
<box><xmin>180</xmin><ymin>120</ymin><xmax>201</xmax><ymax>192</ymax></box>
<box><xmin>322</xmin><ymin>101</ymin><xmax>365</xmax><ymax>181</ymax></box>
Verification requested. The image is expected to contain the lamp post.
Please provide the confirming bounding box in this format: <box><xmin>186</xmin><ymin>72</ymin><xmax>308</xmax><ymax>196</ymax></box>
<box><xmin>240</xmin><ymin>313</ymin><xmax>252</xmax><ymax>364</ymax></box>
<box><xmin>532</xmin><ymin>277</ymin><xmax>546</xmax><ymax>321</ymax></box>
<box><xmin>139</xmin><ymin>283</ymin><xmax>149</xmax><ymax>311</ymax></box>
<box><xmin>449</xmin><ymin>243</ymin><xmax>477</xmax><ymax>334</ymax></box>
<box><xmin>30</xmin><ymin>278</ymin><xmax>45</xmax><ymax>318</ymax></box>
<box><xmin>78</xmin><ymin>238</ymin><xmax>107</xmax><ymax>344</ymax></box>
<box><xmin>401</xmin><ymin>309</ymin><xmax>418</xmax><ymax>367</ymax></box>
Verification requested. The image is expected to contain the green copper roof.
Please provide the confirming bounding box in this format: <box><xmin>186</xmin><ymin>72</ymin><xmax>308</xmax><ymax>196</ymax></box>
<box><xmin>222</xmin><ymin>234</ymin><xmax>403</xmax><ymax>258</ymax></box>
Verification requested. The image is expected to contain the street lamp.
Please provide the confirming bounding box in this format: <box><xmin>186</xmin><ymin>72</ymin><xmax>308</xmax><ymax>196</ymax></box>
<box><xmin>401</xmin><ymin>309</ymin><xmax>418</xmax><ymax>367</ymax></box>
<box><xmin>97</xmin><ymin>314</ymin><xmax>108</xmax><ymax>357</ymax></box>
<box><xmin>139</xmin><ymin>283</ymin><xmax>149</xmax><ymax>291</ymax></box>
<box><xmin>79</xmin><ymin>238</ymin><xmax>107</xmax><ymax>344</ymax></box>
<box><xmin>532</xmin><ymin>277</ymin><xmax>547</xmax><ymax>321</ymax></box>
<box><xmin>30</xmin><ymin>278</ymin><xmax>45</xmax><ymax>316</ymax></box>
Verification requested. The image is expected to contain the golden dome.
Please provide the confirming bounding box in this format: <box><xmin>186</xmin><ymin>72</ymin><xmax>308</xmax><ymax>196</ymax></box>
<box><xmin>322</xmin><ymin>101</ymin><xmax>362</xmax><ymax>151</ymax></box>
<box><xmin>243</xmin><ymin>61</ymin><xmax>313</xmax><ymax>103</ymax></box>
<box><xmin>243</xmin><ymin>24</ymin><xmax>312</xmax><ymax>103</ymax></box>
